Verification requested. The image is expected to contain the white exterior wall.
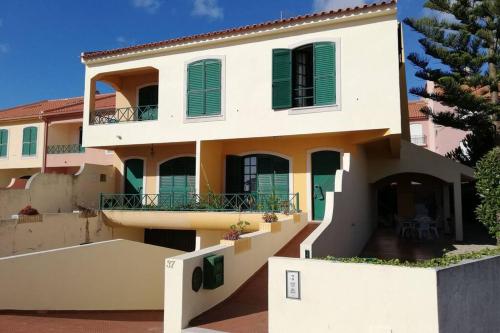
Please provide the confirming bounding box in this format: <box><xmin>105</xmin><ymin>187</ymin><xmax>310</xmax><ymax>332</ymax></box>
<box><xmin>83</xmin><ymin>11</ymin><xmax>401</xmax><ymax>147</ymax></box>
<box><xmin>0</xmin><ymin>120</ymin><xmax>45</xmax><ymax>169</ymax></box>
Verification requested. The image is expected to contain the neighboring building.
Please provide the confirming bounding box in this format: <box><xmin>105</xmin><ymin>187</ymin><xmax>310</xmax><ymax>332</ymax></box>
<box><xmin>80</xmin><ymin>0</ymin><xmax>472</xmax><ymax>250</ymax></box>
<box><xmin>0</xmin><ymin>94</ymin><xmax>116</xmax><ymax>187</ymax></box>
<box><xmin>409</xmin><ymin>81</ymin><xmax>468</xmax><ymax>155</ymax></box>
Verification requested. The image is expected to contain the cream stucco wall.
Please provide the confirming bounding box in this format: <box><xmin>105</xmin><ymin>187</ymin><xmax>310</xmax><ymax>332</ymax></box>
<box><xmin>0</xmin><ymin>213</ymin><xmax>143</xmax><ymax>257</ymax></box>
<box><xmin>83</xmin><ymin>10</ymin><xmax>402</xmax><ymax>148</ymax></box>
<box><xmin>164</xmin><ymin>212</ymin><xmax>307</xmax><ymax>332</ymax></box>
<box><xmin>0</xmin><ymin>120</ymin><xmax>44</xmax><ymax>169</ymax></box>
<box><xmin>0</xmin><ymin>239</ymin><xmax>184</xmax><ymax>310</ymax></box>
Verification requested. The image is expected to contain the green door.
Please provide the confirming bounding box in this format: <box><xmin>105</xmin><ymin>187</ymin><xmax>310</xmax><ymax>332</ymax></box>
<box><xmin>159</xmin><ymin>157</ymin><xmax>195</xmax><ymax>209</ymax></box>
<box><xmin>138</xmin><ymin>85</ymin><xmax>158</xmax><ymax>120</ymax></box>
<box><xmin>312</xmin><ymin>151</ymin><xmax>340</xmax><ymax>221</ymax></box>
<box><xmin>124</xmin><ymin>159</ymin><xmax>144</xmax><ymax>208</ymax></box>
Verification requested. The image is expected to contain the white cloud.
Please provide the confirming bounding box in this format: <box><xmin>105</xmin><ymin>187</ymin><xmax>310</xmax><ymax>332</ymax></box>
<box><xmin>116</xmin><ymin>36</ymin><xmax>136</xmax><ymax>46</ymax></box>
<box><xmin>313</xmin><ymin>0</ymin><xmax>367</xmax><ymax>12</ymax></box>
<box><xmin>131</xmin><ymin>0</ymin><xmax>161</xmax><ymax>13</ymax></box>
<box><xmin>192</xmin><ymin>0</ymin><xmax>223</xmax><ymax>20</ymax></box>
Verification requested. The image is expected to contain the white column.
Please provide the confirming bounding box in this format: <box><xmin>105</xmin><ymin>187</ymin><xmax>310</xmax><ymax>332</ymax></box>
<box><xmin>195</xmin><ymin>140</ymin><xmax>201</xmax><ymax>195</ymax></box>
<box><xmin>453</xmin><ymin>179</ymin><xmax>463</xmax><ymax>241</ymax></box>
<box><xmin>443</xmin><ymin>183</ymin><xmax>451</xmax><ymax>234</ymax></box>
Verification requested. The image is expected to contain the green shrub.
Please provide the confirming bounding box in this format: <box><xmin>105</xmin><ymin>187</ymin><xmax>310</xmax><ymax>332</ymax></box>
<box><xmin>475</xmin><ymin>147</ymin><xmax>500</xmax><ymax>241</ymax></box>
<box><xmin>323</xmin><ymin>247</ymin><xmax>500</xmax><ymax>268</ymax></box>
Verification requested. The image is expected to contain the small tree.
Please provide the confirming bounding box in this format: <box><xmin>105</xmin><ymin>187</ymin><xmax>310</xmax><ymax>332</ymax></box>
<box><xmin>475</xmin><ymin>147</ymin><xmax>500</xmax><ymax>242</ymax></box>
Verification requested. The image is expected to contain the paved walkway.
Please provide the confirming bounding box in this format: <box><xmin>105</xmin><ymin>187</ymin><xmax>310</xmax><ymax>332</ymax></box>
<box><xmin>189</xmin><ymin>223</ymin><xmax>318</xmax><ymax>333</ymax></box>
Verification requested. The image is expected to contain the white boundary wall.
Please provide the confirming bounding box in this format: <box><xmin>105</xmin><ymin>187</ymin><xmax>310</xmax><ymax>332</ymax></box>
<box><xmin>0</xmin><ymin>239</ymin><xmax>183</xmax><ymax>310</ymax></box>
<box><xmin>164</xmin><ymin>213</ymin><xmax>307</xmax><ymax>333</ymax></box>
<box><xmin>269</xmin><ymin>255</ymin><xmax>500</xmax><ymax>333</ymax></box>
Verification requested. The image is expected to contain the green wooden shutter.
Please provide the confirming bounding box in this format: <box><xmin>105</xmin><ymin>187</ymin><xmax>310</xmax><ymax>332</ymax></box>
<box><xmin>225</xmin><ymin>155</ymin><xmax>243</xmax><ymax>193</ymax></box>
<box><xmin>272</xmin><ymin>156</ymin><xmax>289</xmax><ymax>196</ymax></box>
<box><xmin>313</xmin><ymin>42</ymin><xmax>336</xmax><ymax>106</ymax></box>
<box><xmin>22</xmin><ymin>127</ymin><xmax>30</xmax><ymax>156</ymax></box>
<box><xmin>205</xmin><ymin>60</ymin><xmax>221</xmax><ymax>116</ymax></box>
<box><xmin>272</xmin><ymin>49</ymin><xmax>292</xmax><ymax>109</ymax></box>
<box><xmin>0</xmin><ymin>130</ymin><xmax>7</xmax><ymax>157</ymax></box>
<box><xmin>29</xmin><ymin>127</ymin><xmax>37</xmax><ymax>155</ymax></box>
<box><xmin>187</xmin><ymin>61</ymin><xmax>205</xmax><ymax>117</ymax></box>
<box><xmin>257</xmin><ymin>156</ymin><xmax>274</xmax><ymax>194</ymax></box>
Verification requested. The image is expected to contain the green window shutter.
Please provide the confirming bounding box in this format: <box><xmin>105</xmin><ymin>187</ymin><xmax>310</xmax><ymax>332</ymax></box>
<box><xmin>22</xmin><ymin>127</ymin><xmax>30</xmax><ymax>156</ymax></box>
<box><xmin>29</xmin><ymin>127</ymin><xmax>37</xmax><ymax>155</ymax></box>
<box><xmin>272</xmin><ymin>49</ymin><xmax>292</xmax><ymax>109</ymax></box>
<box><xmin>313</xmin><ymin>42</ymin><xmax>336</xmax><ymax>106</ymax></box>
<box><xmin>0</xmin><ymin>130</ymin><xmax>7</xmax><ymax>157</ymax></box>
<box><xmin>204</xmin><ymin>60</ymin><xmax>221</xmax><ymax>116</ymax></box>
<box><xmin>187</xmin><ymin>61</ymin><xmax>205</xmax><ymax>117</ymax></box>
<box><xmin>272</xmin><ymin>157</ymin><xmax>289</xmax><ymax>196</ymax></box>
<box><xmin>257</xmin><ymin>156</ymin><xmax>274</xmax><ymax>194</ymax></box>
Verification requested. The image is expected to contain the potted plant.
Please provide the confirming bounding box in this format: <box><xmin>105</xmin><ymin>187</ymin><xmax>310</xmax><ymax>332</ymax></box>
<box><xmin>17</xmin><ymin>205</ymin><xmax>42</xmax><ymax>223</ymax></box>
<box><xmin>221</xmin><ymin>220</ymin><xmax>251</xmax><ymax>253</ymax></box>
<box><xmin>260</xmin><ymin>212</ymin><xmax>282</xmax><ymax>233</ymax></box>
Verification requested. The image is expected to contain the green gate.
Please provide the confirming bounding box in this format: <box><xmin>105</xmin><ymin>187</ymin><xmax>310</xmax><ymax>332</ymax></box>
<box><xmin>311</xmin><ymin>150</ymin><xmax>340</xmax><ymax>221</ymax></box>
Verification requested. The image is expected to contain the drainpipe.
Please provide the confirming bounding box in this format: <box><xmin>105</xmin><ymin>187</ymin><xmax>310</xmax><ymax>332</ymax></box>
<box><xmin>41</xmin><ymin>115</ymin><xmax>49</xmax><ymax>173</ymax></box>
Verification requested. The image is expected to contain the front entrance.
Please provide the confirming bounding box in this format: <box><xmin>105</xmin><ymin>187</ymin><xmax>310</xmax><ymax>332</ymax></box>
<box><xmin>311</xmin><ymin>150</ymin><xmax>341</xmax><ymax>221</ymax></box>
<box><xmin>138</xmin><ymin>84</ymin><xmax>158</xmax><ymax>120</ymax></box>
<box><xmin>158</xmin><ymin>156</ymin><xmax>196</xmax><ymax>208</ymax></box>
<box><xmin>124</xmin><ymin>158</ymin><xmax>144</xmax><ymax>195</ymax></box>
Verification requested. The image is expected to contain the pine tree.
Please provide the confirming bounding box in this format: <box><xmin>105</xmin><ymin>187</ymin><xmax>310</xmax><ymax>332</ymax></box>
<box><xmin>404</xmin><ymin>0</ymin><xmax>499</xmax><ymax>166</ymax></box>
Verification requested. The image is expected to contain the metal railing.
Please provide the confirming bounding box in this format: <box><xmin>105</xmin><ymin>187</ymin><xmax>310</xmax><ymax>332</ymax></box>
<box><xmin>99</xmin><ymin>192</ymin><xmax>300</xmax><ymax>213</ymax></box>
<box><xmin>410</xmin><ymin>135</ymin><xmax>427</xmax><ymax>146</ymax></box>
<box><xmin>47</xmin><ymin>144</ymin><xmax>85</xmax><ymax>154</ymax></box>
<box><xmin>89</xmin><ymin>105</ymin><xmax>158</xmax><ymax>125</ymax></box>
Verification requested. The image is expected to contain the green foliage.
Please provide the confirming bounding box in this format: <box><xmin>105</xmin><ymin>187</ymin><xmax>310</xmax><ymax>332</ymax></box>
<box><xmin>223</xmin><ymin>220</ymin><xmax>251</xmax><ymax>240</ymax></box>
<box><xmin>404</xmin><ymin>0</ymin><xmax>500</xmax><ymax>166</ymax></box>
<box><xmin>323</xmin><ymin>246</ymin><xmax>500</xmax><ymax>268</ymax></box>
<box><xmin>475</xmin><ymin>147</ymin><xmax>500</xmax><ymax>239</ymax></box>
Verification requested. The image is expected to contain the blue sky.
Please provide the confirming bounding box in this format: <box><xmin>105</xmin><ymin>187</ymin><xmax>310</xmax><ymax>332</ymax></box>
<box><xmin>0</xmin><ymin>0</ymin><xmax>428</xmax><ymax>109</ymax></box>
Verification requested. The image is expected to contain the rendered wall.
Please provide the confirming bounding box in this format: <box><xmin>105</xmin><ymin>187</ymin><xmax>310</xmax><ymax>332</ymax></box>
<box><xmin>0</xmin><ymin>239</ymin><xmax>183</xmax><ymax>310</ymax></box>
<box><xmin>0</xmin><ymin>168</ymin><xmax>40</xmax><ymax>188</ymax></box>
<box><xmin>0</xmin><ymin>213</ymin><xmax>144</xmax><ymax>257</ymax></box>
<box><xmin>0</xmin><ymin>120</ymin><xmax>45</xmax><ymax>169</ymax></box>
<box><xmin>83</xmin><ymin>12</ymin><xmax>402</xmax><ymax>148</ymax></box>
<box><xmin>268</xmin><ymin>255</ymin><xmax>500</xmax><ymax>333</ymax></box>
<box><xmin>301</xmin><ymin>148</ymin><xmax>373</xmax><ymax>258</ymax></box>
<box><xmin>0</xmin><ymin>164</ymin><xmax>115</xmax><ymax>218</ymax></box>
<box><xmin>164</xmin><ymin>213</ymin><xmax>307</xmax><ymax>332</ymax></box>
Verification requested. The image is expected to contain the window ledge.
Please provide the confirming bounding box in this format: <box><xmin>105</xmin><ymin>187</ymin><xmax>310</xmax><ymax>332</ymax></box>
<box><xmin>89</xmin><ymin>119</ymin><xmax>158</xmax><ymax>126</ymax></box>
<box><xmin>184</xmin><ymin>114</ymin><xmax>225</xmax><ymax>123</ymax></box>
<box><xmin>284</xmin><ymin>104</ymin><xmax>341</xmax><ymax>115</ymax></box>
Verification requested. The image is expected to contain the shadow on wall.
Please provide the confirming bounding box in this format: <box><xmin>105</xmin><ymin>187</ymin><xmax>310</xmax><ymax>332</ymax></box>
<box><xmin>0</xmin><ymin>164</ymin><xmax>115</xmax><ymax>219</ymax></box>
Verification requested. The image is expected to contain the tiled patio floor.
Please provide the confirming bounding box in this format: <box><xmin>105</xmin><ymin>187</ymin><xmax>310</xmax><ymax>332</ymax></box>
<box><xmin>0</xmin><ymin>310</ymin><xmax>163</xmax><ymax>333</ymax></box>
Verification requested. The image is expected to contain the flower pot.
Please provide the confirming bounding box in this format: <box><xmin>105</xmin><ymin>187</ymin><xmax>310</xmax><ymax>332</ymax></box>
<box><xmin>220</xmin><ymin>237</ymin><xmax>251</xmax><ymax>254</ymax></box>
<box><xmin>260</xmin><ymin>221</ymin><xmax>282</xmax><ymax>233</ymax></box>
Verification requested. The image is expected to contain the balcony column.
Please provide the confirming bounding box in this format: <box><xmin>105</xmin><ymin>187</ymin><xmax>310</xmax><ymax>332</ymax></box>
<box><xmin>41</xmin><ymin>118</ymin><xmax>49</xmax><ymax>173</ymax></box>
<box><xmin>195</xmin><ymin>140</ymin><xmax>201</xmax><ymax>195</ymax></box>
<box><xmin>453</xmin><ymin>178</ymin><xmax>463</xmax><ymax>241</ymax></box>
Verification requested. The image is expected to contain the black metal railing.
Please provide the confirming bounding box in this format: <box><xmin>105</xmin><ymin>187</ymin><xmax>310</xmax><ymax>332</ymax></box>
<box><xmin>410</xmin><ymin>135</ymin><xmax>427</xmax><ymax>146</ymax></box>
<box><xmin>99</xmin><ymin>192</ymin><xmax>300</xmax><ymax>213</ymax></box>
<box><xmin>89</xmin><ymin>105</ymin><xmax>158</xmax><ymax>125</ymax></box>
<box><xmin>47</xmin><ymin>144</ymin><xmax>85</xmax><ymax>154</ymax></box>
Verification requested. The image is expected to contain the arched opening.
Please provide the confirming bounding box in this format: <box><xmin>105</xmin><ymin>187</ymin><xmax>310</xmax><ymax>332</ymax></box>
<box><xmin>158</xmin><ymin>156</ymin><xmax>196</xmax><ymax>208</ymax></box>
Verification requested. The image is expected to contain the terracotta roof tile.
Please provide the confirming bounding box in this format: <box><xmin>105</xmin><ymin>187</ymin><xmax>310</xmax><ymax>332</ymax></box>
<box><xmin>408</xmin><ymin>100</ymin><xmax>428</xmax><ymax>120</ymax></box>
<box><xmin>0</xmin><ymin>93</ymin><xmax>115</xmax><ymax>121</ymax></box>
<box><xmin>81</xmin><ymin>0</ymin><xmax>397</xmax><ymax>61</ymax></box>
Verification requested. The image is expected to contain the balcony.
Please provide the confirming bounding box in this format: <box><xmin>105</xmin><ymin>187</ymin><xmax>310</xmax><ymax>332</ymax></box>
<box><xmin>47</xmin><ymin>144</ymin><xmax>85</xmax><ymax>154</ymax></box>
<box><xmin>410</xmin><ymin>135</ymin><xmax>427</xmax><ymax>146</ymax></box>
<box><xmin>89</xmin><ymin>105</ymin><xmax>158</xmax><ymax>125</ymax></box>
<box><xmin>99</xmin><ymin>192</ymin><xmax>300</xmax><ymax>213</ymax></box>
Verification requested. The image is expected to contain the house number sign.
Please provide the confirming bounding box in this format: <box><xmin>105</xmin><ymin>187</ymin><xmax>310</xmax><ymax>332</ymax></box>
<box><xmin>286</xmin><ymin>270</ymin><xmax>300</xmax><ymax>300</ymax></box>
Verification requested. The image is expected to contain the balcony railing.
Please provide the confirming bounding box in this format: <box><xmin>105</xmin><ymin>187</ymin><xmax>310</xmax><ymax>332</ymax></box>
<box><xmin>410</xmin><ymin>135</ymin><xmax>427</xmax><ymax>146</ymax></box>
<box><xmin>99</xmin><ymin>192</ymin><xmax>300</xmax><ymax>213</ymax></box>
<box><xmin>47</xmin><ymin>144</ymin><xmax>85</xmax><ymax>154</ymax></box>
<box><xmin>89</xmin><ymin>105</ymin><xmax>158</xmax><ymax>125</ymax></box>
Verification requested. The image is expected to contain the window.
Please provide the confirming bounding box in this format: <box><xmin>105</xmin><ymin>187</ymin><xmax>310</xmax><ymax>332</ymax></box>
<box><xmin>22</xmin><ymin>126</ymin><xmax>37</xmax><ymax>156</ymax></box>
<box><xmin>243</xmin><ymin>156</ymin><xmax>257</xmax><ymax>192</ymax></box>
<box><xmin>187</xmin><ymin>59</ymin><xmax>221</xmax><ymax>117</ymax></box>
<box><xmin>0</xmin><ymin>129</ymin><xmax>8</xmax><ymax>157</ymax></box>
<box><xmin>272</xmin><ymin>42</ymin><xmax>336</xmax><ymax>109</ymax></box>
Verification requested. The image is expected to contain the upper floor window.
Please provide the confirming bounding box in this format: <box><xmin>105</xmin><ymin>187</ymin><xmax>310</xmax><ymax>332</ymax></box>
<box><xmin>0</xmin><ymin>129</ymin><xmax>8</xmax><ymax>157</ymax></box>
<box><xmin>137</xmin><ymin>84</ymin><xmax>159</xmax><ymax>120</ymax></box>
<box><xmin>187</xmin><ymin>59</ymin><xmax>221</xmax><ymax>117</ymax></box>
<box><xmin>22</xmin><ymin>126</ymin><xmax>37</xmax><ymax>156</ymax></box>
<box><xmin>272</xmin><ymin>42</ymin><xmax>336</xmax><ymax>109</ymax></box>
